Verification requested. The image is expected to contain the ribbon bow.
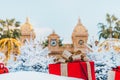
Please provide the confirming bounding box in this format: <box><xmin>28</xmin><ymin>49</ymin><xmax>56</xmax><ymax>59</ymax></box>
<box><xmin>54</xmin><ymin>50</ymin><xmax>89</xmax><ymax>63</ymax></box>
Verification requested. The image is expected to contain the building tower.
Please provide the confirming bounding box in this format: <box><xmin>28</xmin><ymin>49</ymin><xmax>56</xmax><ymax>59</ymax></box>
<box><xmin>20</xmin><ymin>17</ymin><xmax>36</xmax><ymax>45</ymax></box>
<box><xmin>47</xmin><ymin>30</ymin><xmax>60</xmax><ymax>53</ymax></box>
<box><xmin>72</xmin><ymin>18</ymin><xmax>88</xmax><ymax>52</ymax></box>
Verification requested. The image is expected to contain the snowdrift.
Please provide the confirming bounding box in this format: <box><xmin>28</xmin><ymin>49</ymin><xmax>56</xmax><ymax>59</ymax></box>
<box><xmin>0</xmin><ymin>71</ymin><xmax>83</xmax><ymax>80</ymax></box>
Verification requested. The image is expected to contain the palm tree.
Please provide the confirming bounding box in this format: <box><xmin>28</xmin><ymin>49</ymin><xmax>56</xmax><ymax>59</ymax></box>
<box><xmin>114</xmin><ymin>20</ymin><xmax>120</xmax><ymax>38</ymax></box>
<box><xmin>0</xmin><ymin>18</ymin><xmax>21</xmax><ymax>39</ymax></box>
<box><xmin>98</xmin><ymin>23</ymin><xmax>109</xmax><ymax>39</ymax></box>
<box><xmin>0</xmin><ymin>38</ymin><xmax>21</xmax><ymax>64</ymax></box>
<box><xmin>98</xmin><ymin>13</ymin><xmax>120</xmax><ymax>40</ymax></box>
<box><xmin>106</xmin><ymin>14</ymin><xmax>117</xmax><ymax>38</ymax></box>
<box><xmin>13</xmin><ymin>29</ymin><xmax>21</xmax><ymax>39</ymax></box>
<box><xmin>0</xmin><ymin>18</ymin><xmax>21</xmax><ymax>64</ymax></box>
<box><xmin>13</xmin><ymin>21</ymin><xmax>21</xmax><ymax>39</ymax></box>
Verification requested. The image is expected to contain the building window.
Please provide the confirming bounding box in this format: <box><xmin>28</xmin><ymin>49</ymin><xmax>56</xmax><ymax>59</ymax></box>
<box><xmin>79</xmin><ymin>40</ymin><xmax>84</xmax><ymax>45</ymax></box>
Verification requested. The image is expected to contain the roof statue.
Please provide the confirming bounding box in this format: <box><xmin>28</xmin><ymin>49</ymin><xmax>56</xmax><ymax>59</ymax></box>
<box><xmin>48</xmin><ymin>30</ymin><xmax>59</xmax><ymax>38</ymax></box>
<box><xmin>26</xmin><ymin>17</ymin><xmax>30</xmax><ymax>23</ymax></box>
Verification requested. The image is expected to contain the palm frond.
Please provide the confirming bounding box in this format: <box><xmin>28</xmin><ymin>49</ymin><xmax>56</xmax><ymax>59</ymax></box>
<box><xmin>15</xmin><ymin>21</ymin><xmax>20</xmax><ymax>27</ymax></box>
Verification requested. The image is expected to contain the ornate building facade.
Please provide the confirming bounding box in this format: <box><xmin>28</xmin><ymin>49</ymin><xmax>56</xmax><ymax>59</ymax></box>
<box><xmin>47</xmin><ymin>19</ymin><xmax>90</xmax><ymax>56</ymax></box>
<box><xmin>20</xmin><ymin>17</ymin><xmax>36</xmax><ymax>45</ymax></box>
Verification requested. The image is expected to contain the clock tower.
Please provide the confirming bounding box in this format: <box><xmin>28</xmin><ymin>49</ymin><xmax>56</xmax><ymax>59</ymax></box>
<box><xmin>48</xmin><ymin>30</ymin><xmax>60</xmax><ymax>52</ymax></box>
<box><xmin>72</xmin><ymin>18</ymin><xmax>88</xmax><ymax>52</ymax></box>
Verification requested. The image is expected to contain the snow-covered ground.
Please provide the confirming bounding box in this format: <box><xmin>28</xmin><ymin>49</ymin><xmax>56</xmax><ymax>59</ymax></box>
<box><xmin>0</xmin><ymin>71</ymin><xmax>83</xmax><ymax>80</ymax></box>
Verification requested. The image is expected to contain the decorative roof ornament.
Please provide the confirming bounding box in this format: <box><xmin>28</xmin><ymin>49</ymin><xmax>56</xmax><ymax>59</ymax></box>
<box><xmin>72</xmin><ymin>18</ymin><xmax>88</xmax><ymax>37</ymax></box>
<box><xmin>48</xmin><ymin>30</ymin><xmax>59</xmax><ymax>38</ymax></box>
<box><xmin>20</xmin><ymin>17</ymin><xmax>35</xmax><ymax>35</ymax></box>
<box><xmin>26</xmin><ymin>17</ymin><xmax>30</xmax><ymax>23</ymax></box>
<box><xmin>77</xmin><ymin>18</ymin><xmax>81</xmax><ymax>25</ymax></box>
<box><xmin>52</xmin><ymin>30</ymin><xmax>55</xmax><ymax>34</ymax></box>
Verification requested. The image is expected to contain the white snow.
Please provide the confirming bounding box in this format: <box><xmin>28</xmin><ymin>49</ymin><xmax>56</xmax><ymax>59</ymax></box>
<box><xmin>87</xmin><ymin>38</ymin><xmax>120</xmax><ymax>79</ymax></box>
<box><xmin>0</xmin><ymin>71</ymin><xmax>83</xmax><ymax>80</ymax></box>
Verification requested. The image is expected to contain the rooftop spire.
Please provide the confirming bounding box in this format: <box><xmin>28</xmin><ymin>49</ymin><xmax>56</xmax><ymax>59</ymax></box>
<box><xmin>52</xmin><ymin>30</ymin><xmax>55</xmax><ymax>34</ymax></box>
<box><xmin>26</xmin><ymin>17</ymin><xmax>30</xmax><ymax>23</ymax></box>
<box><xmin>77</xmin><ymin>18</ymin><xmax>81</xmax><ymax>25</ymax></box>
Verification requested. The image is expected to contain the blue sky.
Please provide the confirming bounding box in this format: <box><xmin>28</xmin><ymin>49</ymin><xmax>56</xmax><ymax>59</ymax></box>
<box><xmin>0</xmin><ymin>0</ymin><xmax>120</xmax><ymax>43</ymax></box>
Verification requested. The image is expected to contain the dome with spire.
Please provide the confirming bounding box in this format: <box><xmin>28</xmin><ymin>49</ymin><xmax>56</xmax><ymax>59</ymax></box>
<box><xmin>48</xmin><ymin>30</ymin><xmax>59</xmax><ymax>38</ymax></box>
<box><xmin>21</xmin><ymin>17</ymin><xmax>34</xmax><ymax>36</ymax></box>
<box><xmin>72</xmin><ymin>18</ymin><xmax>88</xmax><ymax>37</ymax></box>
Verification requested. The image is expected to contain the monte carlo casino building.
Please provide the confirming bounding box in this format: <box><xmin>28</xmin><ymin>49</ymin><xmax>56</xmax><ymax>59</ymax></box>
<box><xmin>47</xmin><ymin>19</ymin><xmax>91</xmax><ymax>56</ymax></box>
<box><xmin>19</xmin><ymin>18</ymin><xmax>91</xmax><ymax>55</ymax></box>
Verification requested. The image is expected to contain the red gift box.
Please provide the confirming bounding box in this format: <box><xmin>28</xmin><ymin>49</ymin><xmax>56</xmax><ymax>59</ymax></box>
<box><xmin>116</xmin><ymin>66</ymin><xmax>120</xmax><ymax>69</ymax></box>
<box><xmin>114</xmin><ymin>70</ymin><xmax>120</xmax><ymax>80</ymax></box>
<box><xmin>108</xmin><ymin>67</ymin><xmax>120</xmax><ymax>80</ymax></box>
<box><xmin>0</xmin><ymin>63</ymin><xmax>9</xmax><ymax>74</ymax></box>
<box><xmin>0</xmin><ymin>63</ymin><xmax>4</xmax><ymax>68</ymax></box>
<box><xmin>49</xmin><ymin>61</ymin><xmax>96</xmax><ymax>80</ymax></box>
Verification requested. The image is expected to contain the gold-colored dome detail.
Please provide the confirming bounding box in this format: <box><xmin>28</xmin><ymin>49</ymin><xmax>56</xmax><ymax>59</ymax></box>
<box><xmin>48</xmin><ymin>30</ymin><xmax>59</xmax><ymax>38</ymax></box>
<box><xmin>20</xmin><ymin>17</ymin><xmax>34</xmax><ymax>36</ymax></box>
<box><xmin>72</xmin><ymin>18</ymin><xmax>88</xmax><ymax>37</ymax></box>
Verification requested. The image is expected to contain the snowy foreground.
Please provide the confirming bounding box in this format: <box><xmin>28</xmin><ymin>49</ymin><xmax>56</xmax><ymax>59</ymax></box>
<box><xmin>0</xmin><ymin>71</ymin><xmax>83</xmax><ymax>80</ymax></box>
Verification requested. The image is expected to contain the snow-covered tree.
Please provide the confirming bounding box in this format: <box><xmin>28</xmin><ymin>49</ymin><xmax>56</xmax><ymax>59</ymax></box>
<box><xmin>87</xmin><ymin>39</ymin><xmax>120</xmax><ymax>80</ymax></box>
<box><xmin>7</xmin><ymin>40</ymin><xmax>54</xmax><ymax>73</ymax></box>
